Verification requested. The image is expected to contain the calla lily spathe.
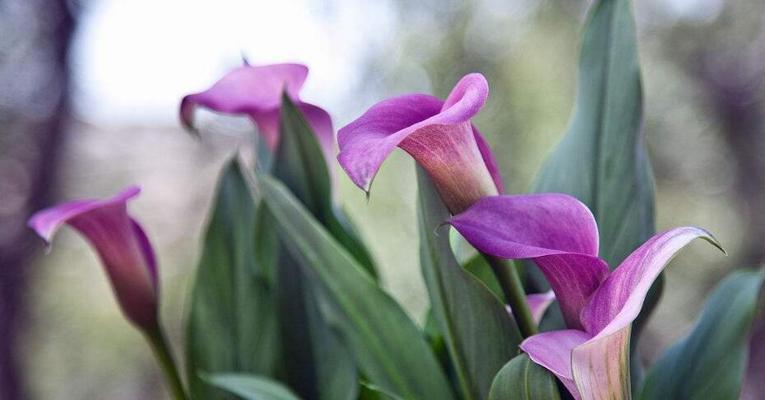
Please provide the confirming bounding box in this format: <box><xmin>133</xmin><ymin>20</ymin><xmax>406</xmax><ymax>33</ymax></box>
<box><xmin>28</xmin><ymin>186</ymin><xmax>159</xmax><ymax>331</ymax></box>
<box><xmin>449</xmin><ymin>194</ymin><xmax>722</xmax><ymax>400</ymax></box>
<box><xmin>517</xmin><ymin>290</ymin><xmax>555</xmax><ymax>325</ymax></box>
<box><xmin>338</xmin><ymin>73</ymin><xmax>503</xmax><ymax>214</ymax></box>
<box><xmin>180</xmin><ymin>62</ymin><xmax>336</xmax><ymax>168</ymax></box>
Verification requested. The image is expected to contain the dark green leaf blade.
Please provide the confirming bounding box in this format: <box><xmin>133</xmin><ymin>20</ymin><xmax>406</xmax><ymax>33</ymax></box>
<box><xmin>186</xmin><ymin>160</ymin><xmax>280</xmax><ymax>399</ymax></box>
<box><xmin>639</xmin><ymin>270</ymin><xmax>765</xmax><ymax>400</ymax></box>
<box><xmin>275</xmin><ymin>95</ymin><xmax>376</xmax><ymax>274</ymax></box>
<box><xmin>417</xmin><ymin>167</ymin><xmax>522</xmax><ymax>400</ymax></box>
<box><xmin>273</xmin><ymin>96</ymin><xmax>361</xmax><ymax>400</ymax></box>
<box><xmin>274</xmin><ymin>247</ymin><xmax>358</xmax><ymax>400</ymax></box>
<box><xmin>532</xmin><ymin>0</ymin><xmax>654</xmax><ymax>268</ymax></box>
<box><xmin>206</xmin><ymin>373</ymin><xmax>300</xmax><ymax>400</ymax></box>
<box><xmin>257</xmin><ymin>173</ymin><xmax>455</xmax><ymax>400</ymax></box>
<box><xmin>488</xmin><ymin>354</ymin><xmax>562</xmax><ymax>400</ymax></box>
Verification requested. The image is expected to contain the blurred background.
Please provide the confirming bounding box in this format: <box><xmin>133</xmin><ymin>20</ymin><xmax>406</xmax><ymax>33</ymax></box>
<box><xmin>1</xmin><ymin>0</ymin><xmax>764</xmax><ymax>398</ymax></box>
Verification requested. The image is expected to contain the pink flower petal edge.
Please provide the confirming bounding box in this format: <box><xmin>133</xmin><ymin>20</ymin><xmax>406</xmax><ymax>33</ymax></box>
<box><xmin>180</xmin><ymin>62</ymin><xmax>336</xmax><ymax>167</ymax></box>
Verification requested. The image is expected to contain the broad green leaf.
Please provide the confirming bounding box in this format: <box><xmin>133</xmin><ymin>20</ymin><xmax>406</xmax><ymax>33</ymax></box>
<box><xmin>530</xmin><ymin>0</ymin><xmax>656</xmax><ymax>389</ymax></box>
<box><xmin>272</xmin><ymin>96</ymin><xmax>359</xmax><ymax>400</ymax></box>
<box><xmin>640</xmin><ymin>270</ymin><xmax>765</xmax><ymax>400</ymax></box>
<box><xmin>417</xmin><ymin>167</ymin><xmax>522</xmax><ymax>400</ymax></box>
<box><xmin>275</xmin><ymin>95</ymin><xmax>376</xmax><ymax>274</ymax></box>
<box><xmin>186</xmin><ymin>160</ymin><xmax>280</xmax><ymax>399</ymax></box>
<box><xmin>205</xmin><ymin>373</ymin><xmax>300</xmax><ymax>400</ymax></box>
<box><xmin>462</xmin><ymin>254</ymin><xmax>503</xmax><ymax>302</ymax></box>
<box><xmin>257</xmin><ymin>173</ymin><xmax>455</xmax><ymax>400</ymax></box>
<box><xmin>359</xmin><ymin>382</ymin><xmax>406</xmax><ymax>400</ymax></box>
<box><xmin>274</xmin><ymin>250</ymin><xmax>357</xmax><ymax>400</ymax></box>
<box><xmin>488</xmin><ymin>354</ymin><xmax>562</xmax><ymax>400</ymax></box>
<box><xmin>532</xmin><ymin>0</ymin><xmax>654</xmax><ymax>268</ymax></box>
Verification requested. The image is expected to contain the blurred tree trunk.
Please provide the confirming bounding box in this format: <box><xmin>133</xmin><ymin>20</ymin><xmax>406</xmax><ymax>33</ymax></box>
<box><xmin>0</xmin><ymin>0</ymin><xmax>75</xmax><ymax>398</ymax></box>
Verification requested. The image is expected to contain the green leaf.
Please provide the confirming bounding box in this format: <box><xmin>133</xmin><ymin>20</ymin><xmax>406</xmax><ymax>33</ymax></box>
<box><xmin>488</xmin><ymin>354</ymin><xmax>562</xmax><ymax>400</ymax></box>
<box><xmin>205</xmin><ymin>373</ymin><xmax>300</xmax><ymax>400</ymax></box>
<box><xmin>359</xmin><ymin>382</ymin><xmax>406</xmax><ymax>400</ymax></box>
<box><xmin>532</xmin><ymin>0</ymin><xmax>654</xmax><ymax>267</ymax></box>
<box><xmin>462</xmin><ymin>254</ymin><xmax>503</xmax><ymax>302</ymax></box>
<box><xmin>275</xmin><ymin>94</ymin><xmax>376</xmax><ymax>274</ymax></box>
<box><xmin>417</xmin><ymin>167</ymin><xmax>522</xmax><ymax>400</ymax></box>
<box><xmin>274</xmin><ymin>249</ymin><xmax>357</xmax><ymax>400</ymax></box>
<box><xmin>257</xmin><ymin>173</ymin><xmax>455</xmax><ymax>400</ymax></box>
<box><xmin>272</xmin><ymin>96</ymin><xmax>360</xmax><ymax>400</ymax></box>
<box><xmin>186</xmin><ymin>160</ymin><xmax>281</xmax><ymax>399</ymax></box>
<box><xmin>530</xmin><ymin>0</ymin><xmax>656</xmax><ymax>389</ymax></box>
<box><xmin>640</xmin><ymin>270</ymin><xmax>765</xmax><ymax>400</ymax></box>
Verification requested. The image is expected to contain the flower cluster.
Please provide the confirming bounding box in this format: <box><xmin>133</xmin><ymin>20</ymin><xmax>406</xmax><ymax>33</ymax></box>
<box><xmin>27</xmin><ymin>1</ymin><xmax>763</xmax><ymax>398</ymax></box>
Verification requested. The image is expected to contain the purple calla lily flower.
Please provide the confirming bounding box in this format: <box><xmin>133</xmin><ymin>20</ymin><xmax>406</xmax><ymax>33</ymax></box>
<box><xmin>180</xmin><ymin>62</ymin><xmax>336</xmax><ymax>167</ymax></box>
<box><xmin>28</xmin><ymin>186</ymin><xmax>159</xmax><ymax>332</ymax></box>
<box><xmin>449</xmin><ymin>194</ymin><xmax>722</xmax><ymax>400</ymax></box>
<box><xmin>338</xmin><ymin>73</ymin><xmax>504</xmax><ymax>214</ymax></box>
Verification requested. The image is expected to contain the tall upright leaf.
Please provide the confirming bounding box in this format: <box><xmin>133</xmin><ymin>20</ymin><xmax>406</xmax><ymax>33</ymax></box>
<box><xmin>257</xmin><ymin>173</ymin><xmax>455</xmax><ymax>400</ymax></box>
<box><xmin>271</xmin><ymin>95</ymin><xmax>359</xmax><ymax>400</ymax></box>
<box><xmin>533</xmin><ymin>0</ymin><xmax>654</xmax><ymax>269</ymax></box>
<box><xmin>417</xmin><ymin>167</ymin><xmax>522</xmax><ymax>400</ymax></box>
<box><xmin>275</xmin><ymin>95</ymin><xmax>375</xmax><ymax>273</ymax></box>
<box><xmin>531</xmin><ymin>0</ymin><xmax>656</xmax><ymax>389</ymax></box>
<box><xmin>186</xmin><ymin>160</ymin><xmax>280</xmax><ymax>399</ymax></box>
<box><xmin>640</xmin><ymin>270</ymin><xmax>764</xmax><ymax>400</ymax></box>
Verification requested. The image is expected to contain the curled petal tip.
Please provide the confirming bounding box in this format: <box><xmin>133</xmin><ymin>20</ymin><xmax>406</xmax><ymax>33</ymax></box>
<box><xmin>179</xmin><ymin>97</ymin><xmax>200</xmax><ymax>135</ymax></box>
<box><xmin>700</xmin><ymin>229</ymin><xmax>726</xmax><ymax>255</ymax></box>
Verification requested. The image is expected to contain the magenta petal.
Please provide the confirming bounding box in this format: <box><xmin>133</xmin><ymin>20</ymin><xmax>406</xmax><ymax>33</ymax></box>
<box><xmin>567</xmin><ymin>228</ymin><xmax>719</xmax><ymax>400</ymax></box>
<box><xmin>28</xmin><ymin>186</ymin><xmax>141</xmax><ymax>243</ymax></box>
<box><xmin>526</xmin><ymin>291</ymin><xmax>556</xmax><ymax>324</ymax></box>
<box><xmin>472</xmin><ymin>127</ymin><xmax>504</xmax><ymax>193</ymax></box>
<box><xmin>449</xmin><ymin>194</ymin><xmax>609</xmax><ymax>328</ymax></box>
<box><xmin>337</xmin><ymin>73</ymin><xmax>499</xmax><ymax>213</ymax></box>
<box><xmin>580</xmin><ymin>227</ymin><xmax>720</xmax><ymax>336</ymax></box>
<box><xmin>337</xmin><ymin>93</ymin><xmax>444</xmax><ymax>191</ymax></box>
<box><xmin>248</xmin><ymin>109</ymin><xmax>281</xmax><ymax>151</ymax></box>
<box><xmin>449</xmin><ymin>194</ymin><xmax>600</xmax><ymax>257</ymax></box>
<box><xmin>521</xmin><ymin>329</ymin><xmax>591</xmax><ymax>400</ymax></box>
<box><xmin>180</xmin><ymin>63</ymin><xmax>308</xmax><ymax>131</ymax></box>
<box><xmin>535</xmin><ymin>254</ymin><xmax>609</xmax><ymax>330</ymax></box>
<box><xmin>28</xmin><ymin>186</ymin><xmax>159</xmax><ymax>330</ymax></box>
<box><xmin>180</xmin><ymin>63</ymin><xmax>337</xmax><ymax>168</ymax></box>
<box><xmin>506</xmin><ymin>291</ymin><xmax>555</xmax><ymax>324</ymax></box>
<box><xmin>130</xmin><ymin>218</ymin><xmax>158</xmax><ymax>288</ymax></box>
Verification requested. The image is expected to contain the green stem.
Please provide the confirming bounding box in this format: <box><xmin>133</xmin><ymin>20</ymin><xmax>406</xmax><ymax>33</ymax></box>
<box><xmin>483</xmin><ymin>254</ymin><xmax>538</xmax><ymax>337</ymax></box>
<box><xmin>145</xmin><ymin>326</ymin><xmax>189</xmax><ymax>400</ymax></box>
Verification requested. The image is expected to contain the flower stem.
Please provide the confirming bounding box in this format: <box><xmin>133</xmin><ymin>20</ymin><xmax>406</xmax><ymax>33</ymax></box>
<box><xmin>145</xmin><ymin>326</ymin><xmax>189</xmax><ymax>400</ymax></box>
<box><xmin>483</xmin><ymin>254</ymin><xmax>538</xmax><ymax>337</ymax></box>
